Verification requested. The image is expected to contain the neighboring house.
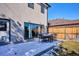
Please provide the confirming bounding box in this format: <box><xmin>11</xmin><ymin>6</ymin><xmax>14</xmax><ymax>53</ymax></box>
<box><xmin>0</xmin><ymin>3</ymin><xmax>50</xmax><ymax>43</ymax></box>
<box><xmin>48</xmin><ymin>19</ymin><xmax>79</xmax><ymax>40</ymax></box>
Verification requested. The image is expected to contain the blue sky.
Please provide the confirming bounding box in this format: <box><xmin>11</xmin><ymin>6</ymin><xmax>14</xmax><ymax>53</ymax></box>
<box><xmin>48</xmin><ymin>3</ymin><xmax>79</xmax><ymax>20</ymax></box>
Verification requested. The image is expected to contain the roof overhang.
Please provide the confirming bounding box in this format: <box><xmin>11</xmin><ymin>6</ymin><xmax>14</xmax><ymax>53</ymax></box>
<box><xmin>45</xmin><ymin>3</ymin><xmax>51</xmax><ymax>8</ymax></box>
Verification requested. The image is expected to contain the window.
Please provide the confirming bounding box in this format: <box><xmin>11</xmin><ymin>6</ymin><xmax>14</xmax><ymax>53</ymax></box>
<box><xmin>41</xmin><ymin>4</ymin><xmax>45</xmax><ymax>14</ymax></box>
<box><xmin>28</xmin><ymin>3</ymin><xmax>34</xmax><ymax>9</ymax></box>
<box><xmin>0</xmin><ymin>21</ymin><xmax>7</xmax><ymax>31</ymax></box>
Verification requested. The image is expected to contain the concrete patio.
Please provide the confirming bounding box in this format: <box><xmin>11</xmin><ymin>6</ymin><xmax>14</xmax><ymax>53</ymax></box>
<box><xmin>0</xmin><ymin>40</ymin><xmax>61</xmax><ymax>56</ymax></box>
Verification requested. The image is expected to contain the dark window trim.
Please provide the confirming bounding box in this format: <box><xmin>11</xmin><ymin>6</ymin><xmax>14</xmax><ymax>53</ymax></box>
<box><xmin>0</xmin><ymin>21</ymin><xmax>7</xmax><ymax>31</ymax></box>
<box><xmin>40</xmin><ymin>4</ymin><xmax>45</xmax><ymax>14</ymax></box>
<box><xmin>41</xmin><ymin>6</ymin><xmax>44</xmax><ymax>14</ymax></box>
<box><xmin>28</xmin><ymin>3</ymin><xmax>34</xmax><ymax>9</ymax></box>
<box><xmin>0</xmin><ymin>18</ymin><xmax>11</xmax><ymax>42</ymax></box>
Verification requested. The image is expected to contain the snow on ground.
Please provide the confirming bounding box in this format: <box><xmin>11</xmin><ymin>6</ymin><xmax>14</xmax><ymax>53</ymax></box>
<box><xmin>0</xmin><ymin>40</ymin><xmax>60</xmax><ymax>56</ymax></box>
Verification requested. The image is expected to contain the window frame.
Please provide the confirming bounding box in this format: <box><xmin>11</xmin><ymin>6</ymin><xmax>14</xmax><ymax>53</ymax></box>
<box><xmin>28</xmin><ymin>3</ymin><xmax>34</xmax><ymax>9</ymax></box>
<box><xmin>41</xmin><ymin>4</ymin><xmax>45</xmax><ymax>14</ymax></box>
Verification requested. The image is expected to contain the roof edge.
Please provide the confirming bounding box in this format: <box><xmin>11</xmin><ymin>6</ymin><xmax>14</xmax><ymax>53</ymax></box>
<box><xmin>45</xmin><ymin>3</ymin><xmax>51</xmax><ymax>7</ymax></box>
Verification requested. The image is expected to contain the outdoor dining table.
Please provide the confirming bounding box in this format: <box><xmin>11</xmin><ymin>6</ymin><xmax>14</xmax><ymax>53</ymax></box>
<box><xmin>39</xmin><ymin>33</ymin><xmax>53</xmax><ymax>42</ymax></box>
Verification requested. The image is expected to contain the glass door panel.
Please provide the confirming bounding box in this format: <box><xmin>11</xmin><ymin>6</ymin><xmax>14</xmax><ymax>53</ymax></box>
<box><xmin>24</xmin><ymin>22</ymin><xmax>44</xmax><ymax>39</ymax></box>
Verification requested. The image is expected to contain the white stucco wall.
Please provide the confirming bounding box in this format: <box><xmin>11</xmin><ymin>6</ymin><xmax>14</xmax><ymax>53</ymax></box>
<box><xmin>0</xmin><ymin>3</ymin><xmax>48</xmax><ymax>28</ymax></box>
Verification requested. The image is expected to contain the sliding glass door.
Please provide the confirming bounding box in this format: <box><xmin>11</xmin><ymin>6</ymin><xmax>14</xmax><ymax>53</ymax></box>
<box><xmin>24</xmin><ymin>22</ymin><xmax>44</xmax><ymax>39</ymax></box>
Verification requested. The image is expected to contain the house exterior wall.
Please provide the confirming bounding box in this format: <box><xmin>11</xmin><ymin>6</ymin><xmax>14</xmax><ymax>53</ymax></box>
<box><xmin>48</xmin><ymin>26</ymin><xmax>79</xmax><ymax>40</ymax></box>
<box><xmin>0</xmin><ymin>3</ymin><xmax>48</xmax><ymax>43</ymax></box>
<box><xmin>0</xmin><ymin>3</ymin><xmax>48</xmax><ymax>28</ymax></box>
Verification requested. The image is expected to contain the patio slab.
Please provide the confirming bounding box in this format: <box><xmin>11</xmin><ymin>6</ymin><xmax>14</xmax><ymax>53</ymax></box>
<box><xmin>0</xmin><ymin>41</ymin><xmax>60</xmax><ymax>56</ymax></box>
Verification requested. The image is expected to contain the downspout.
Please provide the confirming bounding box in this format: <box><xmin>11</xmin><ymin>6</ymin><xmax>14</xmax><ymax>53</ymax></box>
<box><xmin>47</xmin><ymin>7</ymin><xmax>48</xmax><ymax>33</ymax></box>
<box><xmin>47</xmin><ymin>4</ymin><xmax>51</xmax><ymax>33</ymax></box>
<box><xmin>9</xmin><ymin>19</ymin><xmax>11</xmax><ymax>43</ymax></box>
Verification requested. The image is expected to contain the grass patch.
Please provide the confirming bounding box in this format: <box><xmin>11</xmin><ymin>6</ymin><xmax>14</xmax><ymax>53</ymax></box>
<box><xmin>59</xmin><ymin>40</ymin><xmax>79</xmax><ymax>55</ymax></box>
